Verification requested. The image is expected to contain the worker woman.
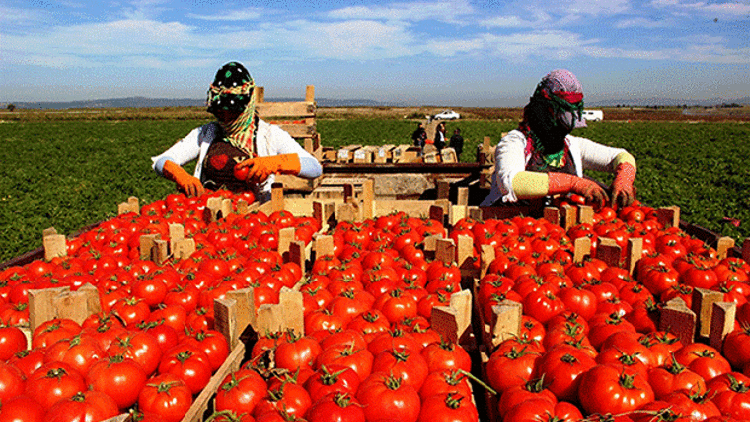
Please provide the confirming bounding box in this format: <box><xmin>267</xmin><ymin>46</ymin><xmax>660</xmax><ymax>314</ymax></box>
<box><xmin>151</xmin><ymin>62</ymin><xmax>322</xmax><ymax>202</ymax></box>
<box><xmin>481</xmin><ymin>69</ymin><xmax>636</xmax><ymax>209</ymax></box>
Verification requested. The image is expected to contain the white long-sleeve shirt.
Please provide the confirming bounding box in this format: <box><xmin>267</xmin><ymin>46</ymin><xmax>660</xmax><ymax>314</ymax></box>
<box><xmin>151</xmin><ymin>119</ymin><xmax>322</xmax><ymax>200</ymax></box>
<box><xmin>481</xmin><ymin>129</ymin><xmax>628</xmax><ymax>206</ymax></box>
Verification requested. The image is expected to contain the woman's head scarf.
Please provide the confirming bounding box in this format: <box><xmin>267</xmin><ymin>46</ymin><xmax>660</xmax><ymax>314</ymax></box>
<box><xmin>526</xmin><ymin>69</ymin><xmax>586</xmax><ymax>133</ymax></box>
<box><xmin>206</xmin><ymin>62</ymin><xmax>258</xmax><ymax>155</ymax></box>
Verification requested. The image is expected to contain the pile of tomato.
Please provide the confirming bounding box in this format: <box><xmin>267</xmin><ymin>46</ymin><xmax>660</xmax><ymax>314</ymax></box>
<box><xmin>471</xmin><ymin>202</ymin><xmax>750</xmax><ymax>422</ymax></box>
<box><xmin>2</xmin><ymin>189</ymin><xmax>750</xmax><ymax>422</ymax></box>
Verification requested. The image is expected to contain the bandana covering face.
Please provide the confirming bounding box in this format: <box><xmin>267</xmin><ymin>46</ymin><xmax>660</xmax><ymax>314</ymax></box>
<box><xmin>531</xmin><ymin>69</ymin><xmax>586</xmax><ymax>132</ymax></box>
<box><xmin>207</xmin><ymin>62</ymin><xmax>257</xmax><ymax>156</ymax></box>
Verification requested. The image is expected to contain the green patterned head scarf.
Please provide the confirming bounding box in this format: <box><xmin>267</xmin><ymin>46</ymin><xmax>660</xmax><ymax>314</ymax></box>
<box><xmin>207</xmin><ymin>62</ymin><xmax>258</xmax><ymax>155</ymax></box>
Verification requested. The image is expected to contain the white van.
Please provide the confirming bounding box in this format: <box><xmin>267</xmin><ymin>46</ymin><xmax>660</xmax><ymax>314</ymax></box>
<box><xmin>582</xmin><ymin>109</ymin><xmax>604</xmax><ymax>122</ymax></box>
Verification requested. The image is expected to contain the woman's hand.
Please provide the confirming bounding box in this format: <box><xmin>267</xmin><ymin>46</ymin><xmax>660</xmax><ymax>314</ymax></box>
<box><xmin>163</xmin><ymin>161</ymin><xmax>204</xmax><ymax>197</ymax></box>
<box><xmin>611</xmin><ymin>162</ymin><xmax>636</xmax><ymax>208</ymax></box>
<box><xmin>234</xmin><ymin>154</ymin><xmax>301</xmax><ymax>183</ymax></box>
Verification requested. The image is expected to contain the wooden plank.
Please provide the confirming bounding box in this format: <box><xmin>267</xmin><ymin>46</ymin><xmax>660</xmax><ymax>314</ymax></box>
<box><xmin>710</xmin><ymin>302</ymin><xmax>736</xmax><ymax>352</ymax></box>
<box><xmin>657</xmin><ymin>206</ymin><xmax>680</xmax><ymax>229</ymax></box>
<box><xmin>597</xmin><ymin>237</ymin><xmax>621</xmax><ymax>268</ymax></box>
<box><xmin>117</xmin><ymin>196</ymin><xmax>139</xmax><ymax>215</ymax></box>
<box><xmin>43</xmin><ymin>233</ymin><xmax>67</xmax><ymax>261</ymax></box>
<box><xmin>692</xmin><ymin>288</ymin><xmax>723</xmax><ymax>339</ymax></box>
<box><xmin>256</xmin><ymin>287</ymin><xmax>304</xmax><ymax>335</ymax></box>
<box><xmin>180</xmin><ymin>342</ymin><xmax>246</xmax><ymax>422</ymax></box>
<box><xmin>271</xmin><ymin>183</ymin><xmax>284</xmax><ymax>212</ymax></box>
<box><xmin>626</xmin><ymin>237</ymin><xmax>643</xmax><ymax>276</ymax></box>
<box><xmin>256</xmin><ymin>101</ymin><xmax>315</xmax><ymax>118</ymax></box>
<box><xmin>544</xmin><ymin>207</ymin><xmax>560</xmax><ymax>226</ymax></box>
<box><xmin>560</xmin><ymin>205</ymin><xmax>577</xmax><ymax>230</ymax></box>
<box><xmin>435</xmin><ymin>238</ymin><xmax>456</xmax><ymax>264</ymax></box>
<box><xmin>573</xmin><ymin>237</ymin><xmax>592</xmax><ymax>263</ymax></box>
<box><xmin>431</xmin><ymin>289</ymin><xmax>473</xmax><ymax>347</ymax></box>
<box><xmin>578</xmin><ymin>205</ymin><xmax>594</xmax><ymax>225</ymax></box>
<box><xmin>659</xmin><ymin>298</ymin><xmax>696</xmax><ymax>345</ymax></box>
<box><xmin>480</xmin><ymin>244</ymin><xmax>495</xmax><ymax>279</ymax></box>
<box><xmin>362</xmin><ymin>179</ymin><xmax>375</xmax><ymax>219</ymax></box>
<box><xmin>716</xmin><ymin>237</ymin><xmax>735</xmax><ymax>260</ymax></box>
<box><xmin>305</xmin><ymin>85</ymin><xmax>315</xmax><ymax>102</ymax></box>
<box><xmin>489</xmin><ymin>300</ymin><xmax>523</xmax><ymax>350</ymax></box>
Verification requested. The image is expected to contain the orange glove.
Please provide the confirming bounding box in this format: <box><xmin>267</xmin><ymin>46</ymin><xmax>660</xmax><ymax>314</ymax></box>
<box><xmin>611</xmin><ymin>162</ymin><xmax>636</xmax><ymax>208</ymax></box>
<box><xmin>548</xmin><ymin>172</ymin><xmax>609</xmax><ymax>207</ymax></box>
<box><xmin>235</xmin><ymin>154</ymin><xmax>301</xmax><ymax>184</ymax></box>
<box><xmin>163</xmin><ymin>160</ymin><xmax>204</xmax><ymax>197</ymax></box>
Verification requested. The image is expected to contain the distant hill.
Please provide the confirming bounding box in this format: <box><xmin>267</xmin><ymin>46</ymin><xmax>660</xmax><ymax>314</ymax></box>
<box><xmin>2</xmin><ymin>96</ymin><xmax>746</xmax><ymax>110</ymax></box>
<box><xmin>3</xmin><ymin>97</ymin><xmax>404</xmax><ymax>110</ymax></box>
<box><xmin>588</xmin><ymin>97</ymin><xmax>750</xmax><ymax>107</ymax></box>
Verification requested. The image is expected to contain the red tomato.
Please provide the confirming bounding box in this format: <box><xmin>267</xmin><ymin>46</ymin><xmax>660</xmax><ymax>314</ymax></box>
<box><xmin>485</xmin><ymin>344</ymin><xmax>540</xmax><ymax>394</ymax></box>
<box><xmin>534</xmin><ymin>344</ymin><xmax>597</xmax><ymax>403</ymax></box>
<box><xmin>0</xmin><ymin>325</ymin><xmax>27</xmax><ymax>361</ymax></box>
<box><xmin>214</xmin><ymin>368</ymin><xmax>268</xmax><ymax>416</ymax></box>
<box><xmin>371</xmin><ymin>348</ymin><xmax>428</xmax><ymax>391</ymax></box>
<box><xmin>307</xmin><ymin>392</ymin><xmax>366</xmax><ymax>422</ymax></box>
<box><xmin>108</xmin><ymin>330</ymin><xmax>163</xmax><ymax>376</ymax></box>
<box><xmin>420</xmin><ymin>341</ymin><xmax>472</xmax><ymax>374</ymax></box>
<box><xmin>673</xmin><ymin>343</ymin><xmax>731</xmax><ymax>381</ymax></box>
<box><xmin>356</xmin><ymin>373</ymin><xmax>420</xmax><ymax>422</ymax></box>
<box><xmin>305</xmin><ymin>364</ymin><xmax>361</xmax><ymax>403</ymax></box>
<box><xmin>44</xmin><ymin>334</ymin><xmax>105</xmax><ymax>375</ymax></box>
<box><xmin>138</xmin><ymin>374</ymin><xmax>193</xmax><ymax>422</ymax></box>
<box><xmin>0</xmin><ymin>362</ymin><xmax>25</xmax><ymax>402</ymax></box>
<box><xmin>0</xmin><ymin>395</ymin><xmax>45</xmax><ymax>422</ymax></box>
<box><xmin>253</xmin><ymin>381</ymin><xmax>311</xmax><ymax>419</ymax></box>
<box><xmin>577</xmin><ymin>364</ymin><xmax>654</xmax><ymax>416</ymax></box>
<box><xmin>417</xmin><ymin>392</ymin><xmax>479</xmax><ymax>422</ymax></box>
<box><xmin>647</xmin><ymin>357</ymin><xmax>707</xmax><ymax>400</ymax></box>
<box><xmin>31</xmin><ymin>318</ymin><xmax>81</xmax><ymax>349</ymax></box>
<box><xmin>86</xmin><ymin>354</ymin><xmax>147</xmax><ymax>410</ymax></box>
<box><xmin>502</xmin><ymin>398</ymin><xmax>582</xmax><ymax>422</ymax></box>
<box><xmin>24</xmin><ymin>362</ymin><xmax>87</xmax><ymax>411</ymax></box>
<box><xmin>158</xmin><ymin>344</ymin><xmax>213</xmax><ymax>395</ymax></box>
<box><xmin>44</xmin><ymin>391</ymin><xmax>119</xmax><ymax>422</ymax></box>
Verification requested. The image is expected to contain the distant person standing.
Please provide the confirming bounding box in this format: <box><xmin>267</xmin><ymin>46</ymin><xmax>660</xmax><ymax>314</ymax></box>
<box><xmin>434</xmin><ymin>122</ymin><xmax>446</xmax><ymax>151</ymax></box>
<box><xmin>449</xmin><ymin>128</ymin><xmax>464</xmax><ymax>160</ymax></box>
<box><xmin>411</xmin><ymin>122</ymin><xmax>427</xmax><ymax>149</ymax></box>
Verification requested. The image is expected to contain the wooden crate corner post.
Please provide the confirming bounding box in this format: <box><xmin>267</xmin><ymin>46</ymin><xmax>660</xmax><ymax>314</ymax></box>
<box><xmin>117</xmin><ymin>196</ymin><xmax>139</xmax><ymax>215</ymax></box>
<box><xmin>431</xmin><ymin>289</ymin><xmax>473</xmax><ymax>347</ymax></box>
<box><xmin>710</xmin><ymin>301</ymin><xmax>736</xmax><ymax>352</ymax></box>
<box><xmin>42</xmin><ymin>227</ymin><xmax>67</xmax><ymax>262</ymax></box>
<box><xmin>659</xmin><ymin>297</ymin><xmax>696</xmax><ymax>345</ymax></box>
<box><xmin>489</xmin><ymin>300</ymin><xmax>523</xmax><ymax>350</ymax></box>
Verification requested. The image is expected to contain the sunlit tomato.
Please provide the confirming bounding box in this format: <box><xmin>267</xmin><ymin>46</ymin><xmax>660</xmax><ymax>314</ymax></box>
<box><xmin>138</xmin><ymin>373</ymin><xmax>193</xmax><ymax>422</ymax></box>
<box><xmin>24</xmin><ymin>362</ymin><xmax>87</xmax><ymax>411</ymax></box>
<box><xmin>356</xmin><ymin>373</ymin><xmax>420</xmax><ymax>422</ymax></box>
<box><xmin>577</xmin><ymin>364</ymin><xmax>654</xmax><ymax>415</ymax></box>
<box><xmin>44</xmin><ymin>390</ymin><xmax>119</xmax><ymax>422</ymax></box>
<box><xmin>86</xmin><ymin>354</ymin><xmax>147</xmax><ymax>411</ymax></box>
<box><xmin>0</xmin><ymin>325</ymin><xmax>27</xmax><ymax>361</ymax></box>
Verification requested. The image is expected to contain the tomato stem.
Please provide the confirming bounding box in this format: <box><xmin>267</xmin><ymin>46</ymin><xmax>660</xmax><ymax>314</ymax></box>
<box><xmin>456</xmin><ymin>368</ymin><xmax>498</xmax><ymax>396</ymax></box>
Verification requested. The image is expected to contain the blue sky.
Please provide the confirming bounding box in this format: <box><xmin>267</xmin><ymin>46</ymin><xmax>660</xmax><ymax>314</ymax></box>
<box><xmin>1</xmin><ymin>0</ymin><xmax>748</xmax><ymax>106</ymax></box>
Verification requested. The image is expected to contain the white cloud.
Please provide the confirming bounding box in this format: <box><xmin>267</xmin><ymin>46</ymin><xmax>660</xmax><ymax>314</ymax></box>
<box><xmin>482</xmin><ymin>30</ymin><xmax>599</xmax><ymax>60</ymax></box>
<box><xmin>187</xmin><ymin>9</ymin><xmax>263</xmax><ymax>21</ymax></box>
<box><xmin>479</xmin><ymin>15</ymin><xmax>536</xmax><ymax>28</ymax></box>
<box><xmin>650</xmin><ymin>0</ymin><xmax>750</xmax><ymax>18</ymax></box>
<box><xmin>327</xmin><ymin>0</ymin><xmax>475</xmax><ymax>23</ymax></box>
<box><xmin>615</xmin><ymin>17</ymin><xmax>673</xmax><ymax>28</ymax></box>
<box><xmin>277</xmin><ymin>19</ymin><xmax>422</xmax><ymax>60</ymax></box>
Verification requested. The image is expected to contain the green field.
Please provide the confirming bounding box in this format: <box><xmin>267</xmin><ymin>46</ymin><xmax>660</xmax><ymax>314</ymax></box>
<box><xmin>1</xmin><ymin>114</ymin><xmax>749</xmax><ymax>263</ymax></box>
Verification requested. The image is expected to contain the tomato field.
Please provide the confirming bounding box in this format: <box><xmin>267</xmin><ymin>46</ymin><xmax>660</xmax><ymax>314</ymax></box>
<box><xmin>1</xmin><ymin>111</ymin><xmax>748</xmax><ymax>263</ymax></box>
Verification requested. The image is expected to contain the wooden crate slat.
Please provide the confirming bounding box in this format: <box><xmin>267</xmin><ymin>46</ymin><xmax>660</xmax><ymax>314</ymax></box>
<box><xmin>257</xmin><ymin>101</ymin><xmax>316</xmax><ymax>118</ymax></box>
